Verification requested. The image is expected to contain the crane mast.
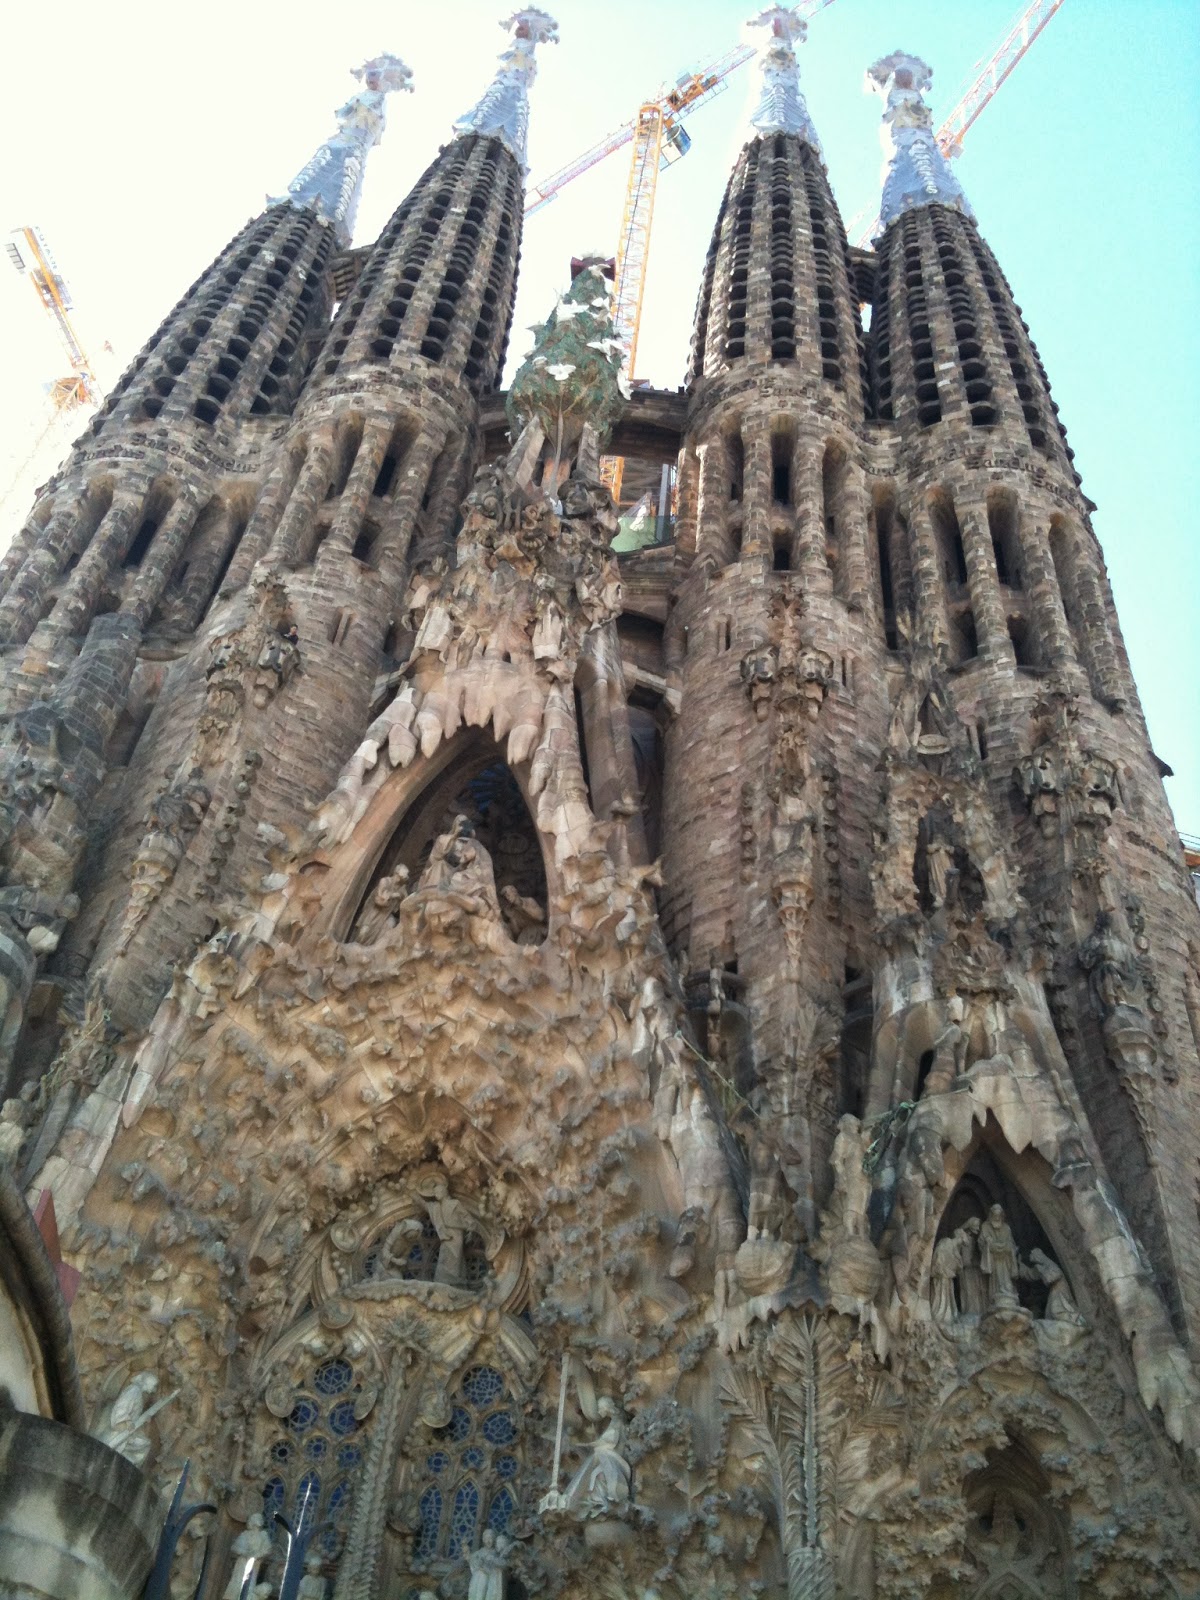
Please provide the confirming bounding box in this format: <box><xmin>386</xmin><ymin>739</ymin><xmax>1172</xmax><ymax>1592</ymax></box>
<box><xmin>6</xmin><ymin>226</ymin><xmax>100</xmax><ymax>410</ymax></box>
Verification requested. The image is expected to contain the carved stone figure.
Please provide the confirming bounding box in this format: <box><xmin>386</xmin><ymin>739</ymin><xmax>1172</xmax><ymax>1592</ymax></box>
<box><xmin>412</xmin><ymin>815</ymin><xmax>503</xmax><ymax>928</ymax></box>
<box><xmin>467</xmin><ymin>1527</ymin><xmax>512</xmax><ymax>1599</ymax></box>
<box><xmin>381</xmin><ymin>1174</ymin><xmax>485</xmax><ymax>1288</ymax></box>
<box><xmin>924</xmin><ymin>995</ymin><xmax>969</xmax><ymax>1094</ymax></box>
<box><xmin>955</xmin><ymin>1216</ymin><xmax>986</xmax><ymax>1316</ymax></box>
<box><xmin>352</xmin><ymin>866</ymin><xmax>410</xmax><ymax>943</ymax></box>
<box><xmin>223</xmin><ymin>1513</ymin><xmax>273</xmax><ymax>1600</ymax></box>
<box><xmin>1026</xmin><ymin>1247</ymin><xmax>1084</xmax><ymax>1326</ymax></box>
<box><xmin>740</xmin><ymin>644</ymin><xmax>778</xmax><ymax>720</ymax></box>
<box><xmin>978</xmin><ymin>1204</ymin><xmax>1021</xmax><ymax>1311</ymax></box>
<box><xmin>99</xmin><ymin>1371</ymin><xmax>161</xmax><ymax>1467</ymax></box>
<box><xmin>297</xmin><ymin>1553</ymin><xmax>329</xmax><ymax>1600</ymax></box>
<box><xmin>930</xmin><ymin>1228</ymin><xmax>966</xmax><ymax>1325</ymax></box>
<box><xmin>558</xmin><ymin>1397</ymin><xmax>632</xmax><ymax>1517</ymax></box>
<box><xmin>829</xmin><ymin>1114</ymin><xmax>871</xmax><ymax>1239</ymax></box>
<box><xmin>1080</xmin><ymin>910</ymin><xmax>1134</xmax><ymax>1018</ymax></box>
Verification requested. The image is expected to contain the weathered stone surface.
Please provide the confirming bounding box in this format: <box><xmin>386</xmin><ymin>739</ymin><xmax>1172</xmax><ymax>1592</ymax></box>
<box><xmin>0</xmin><ymin>26</ymin><xmax>1197</xmax><ymax>1600</ymax></box>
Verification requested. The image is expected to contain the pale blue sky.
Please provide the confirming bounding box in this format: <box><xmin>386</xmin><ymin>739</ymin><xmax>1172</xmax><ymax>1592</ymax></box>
<box><xmin>1</xmin><ymin>0</ymin><xmax>1196</xmax><ymax>828</ymax></box>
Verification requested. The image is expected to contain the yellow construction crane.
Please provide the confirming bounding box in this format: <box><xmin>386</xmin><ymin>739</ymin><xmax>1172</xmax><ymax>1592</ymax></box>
<box><xmin>6</xmin><ymin>226</ymin><xmax>102</xmax><ymax>411</ymax></box>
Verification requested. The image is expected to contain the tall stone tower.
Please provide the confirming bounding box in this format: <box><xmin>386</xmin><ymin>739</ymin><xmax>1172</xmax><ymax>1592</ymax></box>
<box><xmin>1</xmin><ymin>7</ymin><xmax>1198</xmax><ymax>1600</ymax></box>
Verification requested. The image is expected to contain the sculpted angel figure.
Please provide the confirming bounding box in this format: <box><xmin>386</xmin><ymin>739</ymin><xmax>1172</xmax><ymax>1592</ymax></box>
<box><xmin>560</xmin><ymin>1397</ymin><xmax>632</xmax><ymax>1516</ymax></box>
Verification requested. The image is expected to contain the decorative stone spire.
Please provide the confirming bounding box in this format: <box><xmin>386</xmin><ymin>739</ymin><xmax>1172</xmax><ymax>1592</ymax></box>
<box><xmin>453</xmin><ymin>9</ymin><xmax>559</xmax><ymax>172</ymax></box>
<box><xmin>277</xmin><ymin>55</ymin><xmax>414</xmax><ymax>246</ymax></box>
<box><xmin>867</xmin><ymin>51</ymin><xmax>973</xmax><ymax>232</ymax></box>
<box><xmin>746</xmin><ymin>5</ymin><xmax>821</xmax><ymax>149</ymax></box>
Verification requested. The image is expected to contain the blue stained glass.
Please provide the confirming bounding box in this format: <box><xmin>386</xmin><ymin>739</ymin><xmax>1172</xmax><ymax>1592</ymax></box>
<box><xmin>305</xmin><ymin>1434</ymin><xmax>329</xmax><ymax>1462</ymax></box>
<box><xmin>447</xmin><ymin>1479</ymin><xmax>480</xmax><ymax>1558</ymax></box>
<box><xmin>462</xmin><ymin>1446</ymin><xmax>485</xmax><ymax>1469</ymax></box>
<box><xmin>481</xmin><ymin>1410</ymin><xmax>516</xmax><ymax>1445</ymax></box>
<box><xmin>426</xmin><ymin>1450</ymin><xmax>450</xmax><ymax>1475</ymax></box>
<box><xmin>329</xmin><ymin>1478</ymin><xmax>352</xmax><ymax>1519</ymax></box>
<box><xmin>314</xmin><ymin>1358</ymin><xmax>353</xmax><ymax>1396</ymax></box>
<box><xmin>416</xmin><ymin>1486</ymin><xmax>442</xmax><ymax>1560</ymax></box>
<box><xmin>287</xmin><ymin>1397</ymin><xmax>319</xmax><ymax>1434</ymax></box>
<box><xmin>295</xmin><ymin>1472</ymin><xmax>321</xmax><ymax>1535</ymax></box>
<box><xmin>262</xmin><ymin>1476</ymin><xmax>286</xmax><ymax>1516</ymax></box>
<box><xmin>269</xmin><ymin>1439</ymin><xmax>291</xmax><ymax>1463</ymax></box>
<box><xmin>337</xmin><ymin>1443</ymin><xmax>363</xmax><ymax>1471</ymax></box>
<box><xmin>495</xmin><ymin>1454</ymin><xmax>518</xmax><ymax>1480</ymax></box>
<box><xmin>318</xmin><ymin>1525</ymin><xmax>342</xmax><ymax>1557</ymax></box>
<box><xmin>443</xmin><ymin>1406</ymin><xmax>471</xmax><ymax>1443</ymax></box>
<box><xmin>487</xmin><ymin>1486</ymin><xmax>515</xmax><ymax>1534</ymax></box>
<box><xmin>461</xmin><ymin>1366</ymin><xmax>504</xmax><ymax>1407</ymax></box>
<box><xmin>329</xmin><ymin>1400</ymin><xmax>358</xmax><ymax>1437</ymax></box>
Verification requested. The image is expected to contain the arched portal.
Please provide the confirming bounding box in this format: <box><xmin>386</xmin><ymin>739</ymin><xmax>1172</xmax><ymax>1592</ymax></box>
<box><xmin>346</xmin><ymin>735</ymin><xmax>548</xmax><ymax>945</ymax></box>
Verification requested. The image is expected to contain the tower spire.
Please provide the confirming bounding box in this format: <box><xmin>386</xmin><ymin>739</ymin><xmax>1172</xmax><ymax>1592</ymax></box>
<box><xmin>453</xmin><ymin>8</ymin><xmax>559</xmax><ymax>172</ymax></box>
<box><xmin>277</xmin><ymin>55</ymin><xmax>414</xmax><ymax>246</ymax></box>
<box><xmin>746</xmin><ymin>5</ymin><xmax>821</xmax><ymax>149</ymax></box>
<box><xmin>867</xmin><ymin>51</ymin><xmax>972</xmax><ymax>233</ymax></box>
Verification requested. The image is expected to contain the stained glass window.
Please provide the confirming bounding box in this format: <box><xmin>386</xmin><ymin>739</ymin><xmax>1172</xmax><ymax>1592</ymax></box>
<box><xmin>405</xmin><ymin>1364</ymin><xmax>521</xmax><ymax>1566</ymax></box>
<box><xmin>260</xmin><ymin>1351</ymin><xmax>373</xmax><ymax>1575</ymax></box>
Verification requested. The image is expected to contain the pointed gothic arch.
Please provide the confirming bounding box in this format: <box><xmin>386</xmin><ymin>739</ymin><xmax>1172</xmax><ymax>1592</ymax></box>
<box><xmin>343</xmin><ymin>731</ymin><xmax>549</xmax><ymax>946</ymax></box>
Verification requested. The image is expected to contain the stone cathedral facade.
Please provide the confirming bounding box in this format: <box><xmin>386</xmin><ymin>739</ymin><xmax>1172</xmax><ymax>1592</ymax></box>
<box><xmin>1</xmin><ymin>7</ymin><xmax>1199</xmax><ymax>1598</ymax></box>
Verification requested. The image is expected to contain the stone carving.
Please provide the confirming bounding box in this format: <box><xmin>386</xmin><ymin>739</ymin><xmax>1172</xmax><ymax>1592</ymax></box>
<box><xmin>200</xmin><ymin>575</ymin><xmax>299</xmax><ymax>759</ymax></box>
<box><xmin>117</xmin><ymin>769</ymin><xmax>211</xmax><ymax>951</ymax></box>
<box><xmin>740</xmin><ymin>643</ymin><xmax>777</xmax><ymax>720</ymax></box>
<box><xmin>977</xmin><ymin>1204</ymin><xmax>1021</xmax><ymax>1312</ymax></box>
<box><xmin>222</xmin><ymin>1512</ymin><xmax>273</xmax><ymax>1600</ymax></box>
<box><xmin>405</xmin><ymin>815</ymin><xmax>504</xmax><ymax>940</ymax></box>
<box><xmin>547</xmin><ymin>1396</ymin><xmax>632</xmax><ymax>1519</ymax></box>
<box><xmin>1025</xmin><ymin>1247</ymin><xmax>1084</xmax><ymax>1327</ymax></box>
<box><xmin>467</xmin><ymin>1527</ymin><xmax>513</xmax><ymax>1599</ymax></box>
<box><xmin>98</xmin><ymin>1372</ymin><xmax>163</xmax><ymax>1467</ymax></box>
<box><xmin>382</xmin><ymin>1173</ymin><xmax>487</xmax><ymax>1288</ymax></box>
<box><xmin>296</xmin><ymin>1552</ymin><xmax>329</xmax><ymax>1600</ymax></box>
<box><xmin>351</xmin><ymin>866</ymin><xmax>410</xmax><ymax>944</ymax></box>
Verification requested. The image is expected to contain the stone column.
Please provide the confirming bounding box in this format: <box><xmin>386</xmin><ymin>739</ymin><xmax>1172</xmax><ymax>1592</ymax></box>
<box><xmin>375</xmin><ymin>431</ymin><xmax>447</xmax><ymax>599</ymax></box>
<box><xmin>49</xmin><ymin>497</ymin><xmax>141</xmax><ymax>637</ymax></box>
<box><xmin>742</xmin><ymin>423</ymin><xmax>773</xmax><ymax>560</ymax></box>
<box><xmin>906</xmin><ymin>499</ymin><xmax>951</xmax><ymax>651</ymax></box>
<box><xmin>268</xmin><ymin>435</ymin><xmax>336</xmax><ymax>568</ymax></box>
<box><xmin>317</xmin><ymin>420</ymin><xmax>393</xmax><ymax>570</ymax></box>
<box><xmin>171</xmin><ymin>503</ymin><xmax>239</xmax><ymax>631</ymax></box>
<box><xmin>1016</xmin><ymin>509</ymin><xmax>1078</xmax><ymax>676</ymax></box>
<box><xmin>958</xmin><ymin>499</ymin><xmax>1013</xmax><ymax>662</ymax></box>
<box><xmin>121</xmin><ymin>492</ymin><xmax>203</xmax><ymax>628</ymax></box>
<box><xmin>838</xmin><ymin>458</ymin><xmax>873</xmax><ymax>613</ymax></box>
<box><xmin>791</xmin><ymin>435</ymin><xmax>826</xmax><ymax>578</ymax></box>
<box><xmin>695</xmin><ymin>436</ymin><xmax>733</xmax><ymax>567</ymax></box>
<box><xmin>224</xmin><ymin>444</ymin><xmax>305</xmax><ymax>592</ymax></box>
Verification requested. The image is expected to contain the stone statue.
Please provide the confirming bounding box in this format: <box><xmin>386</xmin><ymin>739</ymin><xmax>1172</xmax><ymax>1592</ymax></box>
<box><xmin>924</xmin><ymin>996</ymin><xmax>969</xmax><ymax>1095</ymax></box>
<box><xmin>830</xmin><ymin>1114</ymin><xmax>871</xmax><ymax>1239</ymax></box>
<box><xmin>467</xmin><ymin>1527</ymin><xmax>513</xmax><ymax>1599</ymax></box>
<box><xmin>414</xmin><ymin>815</ymin><xmax>503</xmax><ymax>928</ymax></box>
<box><xmin>500</xmin><ymin>882</ymin><xmax>545</xmax><ymax>943</ymax></box>
<box><xmin>382</xmin><ymin>1175</ymin><xmax>484</xmax><ymax>1287</ymax></box>
<box><xmin>558</xmin><ymin>1397</ymin><xmax>632</xmax><ymax>1517</ymax></box>
<box><xmin>930</xmin><ymin>1228</ymin><xmax>967</xmax><ymax>1325</ymax></box>
<box><xmin>222</xmin><ymin>1512</ymin><xmax>273</xmax><ymax>1600</ymax></box>
<box><xmin>978</xmin><ymin>1203</ymin><xmax>1021</xmax><ymax>1311</ymax></box>
<box><xmin>1026</xmin><ymin>1247</ymin><xmax>1084</xmax><ymax>1325</ymax></box>
<box><xmin>352</xmin><ymin>866</ymin><xmax>410</xmax><ymax>943</ymax></box>
<box><xmin>1080</xmin><ymin>910</ymin><xmax>1134</xmax><ymax>1018</ymax></box>
<box><xmin>921</xmin><ymin>808</ymin><xmax>956</xmax><ymax>910</ymax></box>
<box><xmin>297</xmin><ymin>1553</ymin><xmax>329</xmax><ymax>1600</ymax></box>
<box><xmin>954</xmin><ymin>1217</ymin><xmax>986</xmax><ymax>1317</ymax></box>
<box><xmin>100</xmin><ymin>1371</ymin><xmax>162</xmax><ymax>1467</ymax></box>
